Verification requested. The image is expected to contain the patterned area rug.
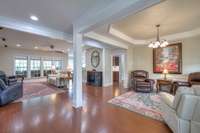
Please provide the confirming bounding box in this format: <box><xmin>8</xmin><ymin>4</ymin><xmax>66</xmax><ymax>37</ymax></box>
<box><xmin>16</xmin><ymin>82</ymin><xmax>67</xmax><ymax>102</ymax></box>
<box><xmin>108</xmin><ymin>91</ymin><xmax>163</xmax><ymax>121</ymax></box>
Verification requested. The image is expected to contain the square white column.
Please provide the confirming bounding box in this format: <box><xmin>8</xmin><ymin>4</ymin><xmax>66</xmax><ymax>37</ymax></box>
<box><xmin>40</xmin><ymin>58</ymin><xmax>44</xmax><ymax>77</ymax></box>
<box><xmin>72</xmin><ymin>31</ymin><xmax>83</xmax><ymax>108</ymax></box>
<box><xmin>27</xmin><ymin>56</ymin><xmax>31</xmax><ymax>79</ymax></box>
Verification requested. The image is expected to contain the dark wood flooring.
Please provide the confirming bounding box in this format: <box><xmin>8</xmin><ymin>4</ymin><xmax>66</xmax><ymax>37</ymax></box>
<box><xmin>0</xmin><ymin>84</ymin><xmax>172</xmax><ymax>133</ymax></box>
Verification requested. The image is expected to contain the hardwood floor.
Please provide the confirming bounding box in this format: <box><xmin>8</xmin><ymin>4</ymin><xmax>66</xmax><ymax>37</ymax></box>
<box><xmin>0</xmin><ymin>84</ymin><xmax>172</xmax><ymax>133</ymax></box>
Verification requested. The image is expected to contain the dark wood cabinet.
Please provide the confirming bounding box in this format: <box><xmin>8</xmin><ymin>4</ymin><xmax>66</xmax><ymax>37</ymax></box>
<box><xmin>87</xmin><ymin>71</ymin><xmax>102</xmax><ymax>87</ymax></box>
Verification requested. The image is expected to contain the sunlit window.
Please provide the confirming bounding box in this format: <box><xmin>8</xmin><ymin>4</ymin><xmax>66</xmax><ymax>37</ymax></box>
<box><xmin>43</xmin><ymin>60</ymin><xmax>52</xmax><ymax>76</ymax></box>
<box><xmin>53</xmin><ymin>60</ymin><xmax>62</xmax><ymax>70</ymax></box>
<box><xmin>15</xmin><ymin>58</ymin><xmax>28</xmax><ymax>77</ymax></box>
<box><xmin>31</xmin><ymin>59</ymin><xmax>41</xmax><ymax>77</ymax></box>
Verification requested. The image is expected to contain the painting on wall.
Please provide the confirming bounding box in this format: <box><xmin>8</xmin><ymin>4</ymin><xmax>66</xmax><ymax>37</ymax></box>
<box><xmin>153</xmin><ymin>43</ymin><xmax>182</xmax><ymax>74</ymax></box>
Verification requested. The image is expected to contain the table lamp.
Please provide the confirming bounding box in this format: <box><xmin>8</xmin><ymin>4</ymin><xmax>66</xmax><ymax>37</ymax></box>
<box><xmin>163</xmin><ymin>69</ymin><xmax>168</xmax><ymax>80</ymax></box>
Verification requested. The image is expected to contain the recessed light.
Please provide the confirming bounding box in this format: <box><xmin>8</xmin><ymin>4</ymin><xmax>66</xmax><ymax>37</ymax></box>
<box><xmin>34</xmin><ymin>46</ymin><xmax>38</xmax><ymax>49</ymax></box>
<box><xmin>16</xmin><ymin>44</ymin><xmax>21</xmax><ymax>47</ymax></box>
<box><xmin>30</xmin><ymin>15</ymin><xmax>39</xmax><ymax>21</ymax></box>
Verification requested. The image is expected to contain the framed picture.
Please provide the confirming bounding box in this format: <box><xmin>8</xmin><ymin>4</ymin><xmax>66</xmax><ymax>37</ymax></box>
<box><xmin>91</xmin><ymin>50</ymin><xmax>100</xmax><ymax>68</ymax></box>
<box><xmin>153</xmin><ymin>43</ymin><xmax>182</xmax><ymax>74</ymax></box>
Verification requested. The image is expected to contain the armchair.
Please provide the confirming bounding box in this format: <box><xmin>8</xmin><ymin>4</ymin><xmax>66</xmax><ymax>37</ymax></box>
<box><xmin>173</xmin><ymin>72</ymin><xmax>200</xmax><ymax>94</ymax></box>
<box><xmin>131</xmin><ymin>70</ymin><xmax>155</xmax><ymax>92</ymax></box>
<box><xmin>0</xmin><ymin>79</ymin><xmax>23</xmax><ymax>106</ymax></box>
<box><xmin>160</xmin><ymin>86</ymin><xmax>200</xmax><ymax>133</ymax></box>
<box><xmin>0</xmin><ymin>71</ymin><xmax>24</xmax><ymax>86</ymax></box>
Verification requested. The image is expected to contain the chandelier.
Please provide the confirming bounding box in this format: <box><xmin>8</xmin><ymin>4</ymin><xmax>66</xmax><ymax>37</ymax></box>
<box><xmin>148</xmin><ymin>25</ymin><xmax>169</xmax><ymax>48</ymax></box>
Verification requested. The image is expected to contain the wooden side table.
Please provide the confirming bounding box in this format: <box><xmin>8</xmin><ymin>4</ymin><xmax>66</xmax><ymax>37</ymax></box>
<box><xmin>156</xmin><ymin>79</ymin><xmax>173</xmax><ymax>94</ymax></box>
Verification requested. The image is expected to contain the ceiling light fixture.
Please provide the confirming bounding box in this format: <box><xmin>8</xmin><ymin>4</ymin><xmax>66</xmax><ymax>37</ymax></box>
<box><xmin>16</xmin><ymin>44</ymin><xmax>21</xmax><ymax>47</ymax></box>
<box><xmin>34</xmin><ymin>46</ymin><xmax>38</xmax><ymax>49</ymax></box>
<box><xmin>30</xmin><ymin>15</ymin><xmax>39</xmax><ymax>21</ymax></box>
<box><xmin>148</xmin><ymin>25</ymin><xmax>169</xmax><ymax>48</ymax></box>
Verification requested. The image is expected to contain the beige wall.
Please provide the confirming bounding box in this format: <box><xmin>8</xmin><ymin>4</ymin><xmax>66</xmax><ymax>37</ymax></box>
<box><xmin>0</xmin><ymin>47</ymin><xmax>68</xmax><ymax>75</ymax></box>
<box><xmin>131</xmin><ymin>36</ymin><xmax>200</xmax><ymax>80</ymax></box>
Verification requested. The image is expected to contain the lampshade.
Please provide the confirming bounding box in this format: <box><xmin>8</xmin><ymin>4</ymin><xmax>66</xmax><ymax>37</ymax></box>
<box><xmin>67</xmin><ymin>65</ymin><xmax>73</xmax><ymax>71</ymax></box>
<box><xmin>148</xmin><ymin>25</ymin><xmax>169</xmax><ymax>48</ymax></box>
<box><xmin>163</xmin><ymin>69</ymin><xmax>168</xmax><ymax>74</ymax></box>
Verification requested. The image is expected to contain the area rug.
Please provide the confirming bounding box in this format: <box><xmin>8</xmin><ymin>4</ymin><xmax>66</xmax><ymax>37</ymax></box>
<box><xmin>16</xmin><ymin>82</ymin><xmax>67</xmax><ymax>102</ymax></box>
<box><xmin>108</xmin><ymin>91</ymin><xmax>163</xmax><ymax>121</ymax></box>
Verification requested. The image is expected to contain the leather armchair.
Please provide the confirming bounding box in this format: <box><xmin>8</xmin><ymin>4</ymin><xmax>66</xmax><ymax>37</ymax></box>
<box><xmin>173</xmin><ymin>72</ymin><xmax>200</xmax><ymax>94</ymax></box>
<box><xmin>160</xmin><ymin>86</ymin><xmax>200</xmax><ymax>133</ymax></box>
<box><xmin>131</xmin><ymin>70</ymin><xmax>155</xmax><ymax>92</ymax></box>
<box><xmin>0</xmin><ymin>79</ymin><xmax>23</xmax><ymax>106</ymax></box>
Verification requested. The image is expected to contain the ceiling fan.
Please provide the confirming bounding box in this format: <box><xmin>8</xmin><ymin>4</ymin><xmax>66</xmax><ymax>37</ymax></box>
<box><xmin>0</xmin><ymin>27</ymin><xmax>8</xmax><ymax>47</ymax></box>
<box><xmin>49</xmin><ymin>44</ymin><xmax>65</xmax><ymax>53</ymax></box>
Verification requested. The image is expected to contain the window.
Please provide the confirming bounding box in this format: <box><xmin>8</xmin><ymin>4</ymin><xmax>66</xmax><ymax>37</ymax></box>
<box><xmin>68</xmin><ymin>57</ymin><xmax>73</xmax><ymax>70</ymax></box>
<box><xmin>53</xmin><ymin>60</ymin><xmax>62</xmax><ymax>70</ymax></box>
<box><xmin>43</xmin><ymin>60</ymin><xmax>52</xmax><ymax>76</ymax></box>
<box><xmin>15</xmin><ymin>58</ymin><xmax>28</xmax><ymax>77</ymax></box>
<box><xmin>31</xmin><ymin>59</ymin><xmax>41</xmax><ymax>77</ymax></box>
<box><xmin>14</xmin><ymin>56</ymin><xmax>64</xmax><ymax>78</ymax></box>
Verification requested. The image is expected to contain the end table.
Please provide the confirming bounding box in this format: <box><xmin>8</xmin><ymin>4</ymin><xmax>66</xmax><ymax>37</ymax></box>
<box><xmin>156</xmin><ymin>79</ymin><xmax>174</xmax><ymax>94</ymax></box>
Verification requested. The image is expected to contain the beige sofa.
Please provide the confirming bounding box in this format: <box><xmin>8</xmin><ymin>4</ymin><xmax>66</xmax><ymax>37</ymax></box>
<box><xmin>47</xmin><ymin>74</ymin><xmax>68</xmax><ymax>88</ymax></box>
<box><xmin>160</xmin><ymin>86</ymin><xmax>200</xmax><ymax>133</ymax></box>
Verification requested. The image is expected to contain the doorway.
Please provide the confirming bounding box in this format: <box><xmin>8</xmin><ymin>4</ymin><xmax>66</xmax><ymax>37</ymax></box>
<box><xmin>112</xmin><ymin>56</ymin><xmax>120</xmax><ymax>83</ymax></box>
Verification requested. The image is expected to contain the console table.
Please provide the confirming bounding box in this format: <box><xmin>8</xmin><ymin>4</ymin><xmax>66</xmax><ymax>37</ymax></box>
<box><xmin>87</xmin><ymin>71</ymin><xmax>102</xmax><ymax>87</ymax></box>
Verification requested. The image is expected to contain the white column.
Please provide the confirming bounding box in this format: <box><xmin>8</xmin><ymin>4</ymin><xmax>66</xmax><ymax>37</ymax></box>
<box><xmin>122</xmin><ymin>53</ymin><xmax>128</xmax><ymax>88</ymax></box>
<box><xmin>72</xmin><ymin>30</ymin><xmax>83</xmax><ymax>108</ymax></box>
<box><xmin>40</xmin><ymin>58</ymin><xmax>44</xmax><ymax>77</ymax></box>
<box><xmin>27</xmin><ymin>56</ymin><xmax>31</xmax><ymax>79</ymax></box>
<box><xmin>122</xmin><ymin>53</ymin><xmax>129</xmax><ymax>88</ymax></box>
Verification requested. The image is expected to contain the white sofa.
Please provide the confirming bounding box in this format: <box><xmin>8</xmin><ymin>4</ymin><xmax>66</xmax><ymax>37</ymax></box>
<box><xmin>160</xmin><ymin>86</ymin><xmax>200</xmax><ymax>133</ymax></box>
<box><xmin>47</xmin><ymin>74</ymin><xmax>68</xmax><ymax>88</ymax></box>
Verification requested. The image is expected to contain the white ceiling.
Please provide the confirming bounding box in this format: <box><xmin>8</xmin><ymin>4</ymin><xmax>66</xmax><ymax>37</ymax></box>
<box><xmin>2</xmin><ymin>0</ymin><xmax>198</xmax><ymax>48</ymax></box>
<box><xmin>0</xmin><ymin>28</ymin><xmax>72</xmax><ymax>53</ymax></box>
<box><xmin>108</xmin><ymin>0</ymin><xmax>200</xmax><ymax>40</ymax></box>
<box><xmin>0</xmin><ymin>0</ymin><xmax>115</xmax><ymax>34</ymax></box>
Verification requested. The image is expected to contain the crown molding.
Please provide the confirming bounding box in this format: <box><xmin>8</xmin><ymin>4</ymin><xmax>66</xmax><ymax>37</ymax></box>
<box><xmin>109</xmin><ymin>25</ymin><xmax>147</xmax><ymax>45</ymax></box>
<box><xmin>84</xmin><ymin>32</ymin><xmax>128</xmax><ymax>49</ymax></box>
<box><xmin>109</xmin><ymin>26</ymin><xmax>200</xmax><ymax>45</ymax></box>
<box><xmin>147</xmin><ymin>27</ymin><xmax>200</xmax><ymax>42</ymax></box>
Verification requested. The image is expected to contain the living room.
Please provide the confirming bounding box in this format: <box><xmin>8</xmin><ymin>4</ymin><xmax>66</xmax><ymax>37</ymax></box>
<box><xmin>0</xmin><ymin>0</ymin><xmax>200</xmax><ymax>133</ymax></box>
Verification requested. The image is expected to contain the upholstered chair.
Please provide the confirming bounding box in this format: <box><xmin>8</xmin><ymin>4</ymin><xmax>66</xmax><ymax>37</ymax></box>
<box><xmin>0</xmin><ymin>79</ymin><xmax>23</xmax><ymax>106</ymax></box>
<box><xmin>0</xmin><ymin>70</ymin><xmax>23</xmax><ymax>86</ymax></box>
<box><xmin>173</xmin><ymin>72</ymin><xmax>200</xmax><ymax>94</ymax></box>
<box><xmin>160</xmin><ymin>86</ymin><xmax>200</xmax><ymax>133</ymax></box>
<box><xmin>131</xmin><ymin>70</ymin><xmax>155</xmax><ymax>92</ymax></box>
